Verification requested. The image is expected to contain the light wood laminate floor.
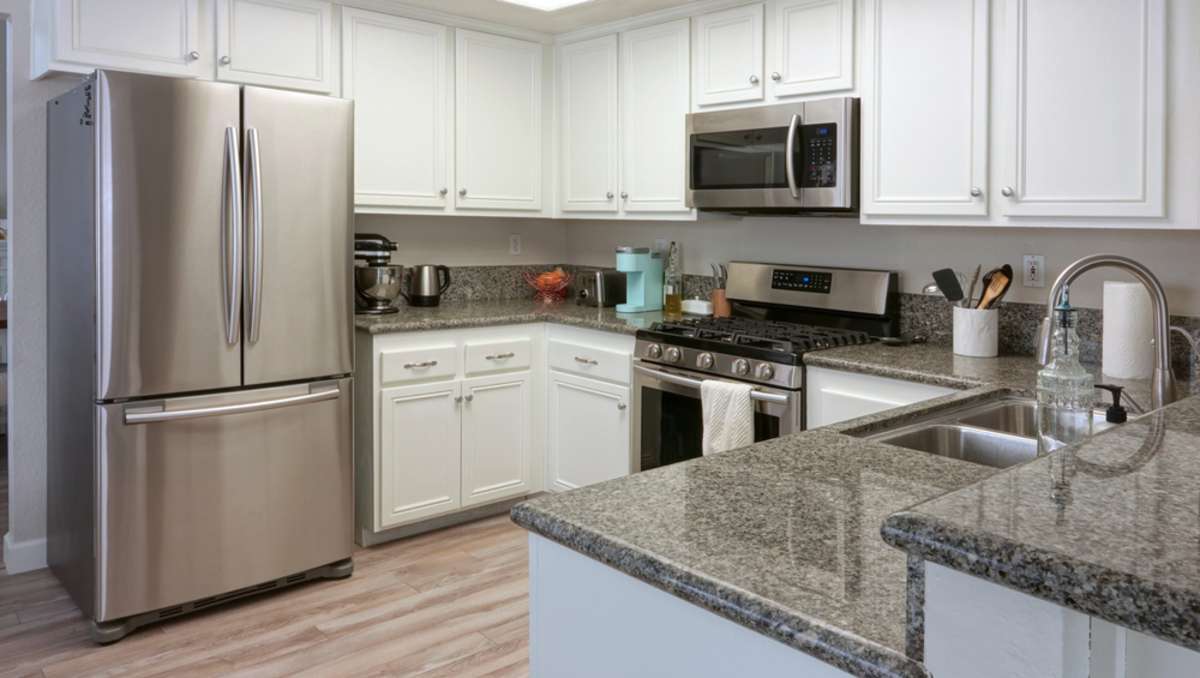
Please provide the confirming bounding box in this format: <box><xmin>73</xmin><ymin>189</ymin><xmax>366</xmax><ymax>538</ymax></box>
<box><xmin>0</xmin><ymin>515</ymin><xmax>530</xmax><ymax>677</ymax></box>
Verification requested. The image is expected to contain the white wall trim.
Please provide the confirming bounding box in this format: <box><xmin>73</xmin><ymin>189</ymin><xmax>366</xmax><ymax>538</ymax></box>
<box><xmin>3</xmin><ymin>532</ymin><xmax>48</xmax><ymax>574</ymax></box>
<box><xmin>337</xmin><ymin>0</ymin><xmax>554</xmax><ymax>44</ymax></box>
<box><xmin>554</xmin><ymin>0</ymin><xmax>750</xmax><ymax>44</ymax></box>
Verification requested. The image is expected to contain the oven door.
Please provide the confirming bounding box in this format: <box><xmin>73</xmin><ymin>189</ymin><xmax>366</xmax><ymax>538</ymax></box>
<box><xmin>686</xmin><ymin>98</ymin><xmax>856</xmax><ymax>211</ymax></box>
<box><xmin>633</xmin><ymin>362</ymin><xmax>802</xmax><ymax>472</ymax></box>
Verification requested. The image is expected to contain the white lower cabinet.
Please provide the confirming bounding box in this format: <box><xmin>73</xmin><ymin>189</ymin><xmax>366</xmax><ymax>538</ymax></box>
<box><xmin>806</xmin><ymin>366</ymin><xmax>955</xmax><ymax>428</ymax></box>
<box><xmin>547</xmin><ymin>372</ymin><xmax>631</xmax><ymax>492</ymax></box>
<box><xmin>462</xmin><ymin>372</ymin><xmax>533</xmax><ymax>507</ymax></box>
<box><xmin>378</xmin><ymin>380</ymin><xmax>463</xmax><ymax>529</ymax></box>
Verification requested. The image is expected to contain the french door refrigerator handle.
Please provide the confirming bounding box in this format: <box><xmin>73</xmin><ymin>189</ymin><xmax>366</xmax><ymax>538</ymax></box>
<box><xmin>123</xmin><ymin>385</ymin><xmax>341</xmax><ymax>425</ymax></box>
<box><xmin>222</xmin><ymin>126</ymin><xmax>242</xmax><ymax>345</ymax></box>
<box><xmin>246</xmin><ymin>127</ymin><xmax>264</xmax><ymax>344</ymax></box>
<box><xmin>785</xmin><ymin>113</ymin><xmax>801</xmax><ymax>201</ymax></box>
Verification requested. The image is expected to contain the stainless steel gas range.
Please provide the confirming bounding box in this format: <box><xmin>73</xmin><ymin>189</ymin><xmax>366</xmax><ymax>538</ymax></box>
<box><xmin>633</xmin><ymin>262</ymin><xmax>899</xmax><ymax>472</ymax></box>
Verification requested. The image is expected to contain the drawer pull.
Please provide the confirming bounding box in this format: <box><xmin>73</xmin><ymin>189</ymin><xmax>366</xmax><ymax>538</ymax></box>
<box><xmin>617</xmin><ymin>402</ymin><xmax>627</xmax><ymax>411</ymax></box>
<box><xmin>574</xmin><ymin>356</ymin><xmax>599</xmax><ymax>366</ymax></box>
<box><xmin>403</xmin><ymin>360</ymin><xmax>438</xmax><ymax>369</ymax></box>
<box><xmin>485</xmin><ymin>352</ymin><xmax>516</xmax><ymax>361</ymax></box>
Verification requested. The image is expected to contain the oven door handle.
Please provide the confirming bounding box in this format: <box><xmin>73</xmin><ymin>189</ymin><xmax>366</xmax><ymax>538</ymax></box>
<box><xmin>785</xmin><ymin>112</ymin><xmax>802</xmax><ymax>200</ymax></box>
<box><xmin>634</xmin><ymin>365</ymin><xmax>791</xmax><ymax>405</ymax></box>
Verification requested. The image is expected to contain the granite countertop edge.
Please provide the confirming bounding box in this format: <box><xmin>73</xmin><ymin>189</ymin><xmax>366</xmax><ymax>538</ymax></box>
<box><xmin>512</xmin><ymin>501</ymin><xmax>932</xmax><ymax>678</ymax></box>
<box><xmin>880</xmin><ymin>509</ymin><xmax>1200</xmax><ymax>652</ymax></box>
<box><xmin>354</xmin><ymin>304</ymin><xmax>644</xmax><ymax>336</ymax></box>
<box><xmin>803</xmin><ymin>352</ymin><xmax>986</xmax><ymax>391</ymax></box>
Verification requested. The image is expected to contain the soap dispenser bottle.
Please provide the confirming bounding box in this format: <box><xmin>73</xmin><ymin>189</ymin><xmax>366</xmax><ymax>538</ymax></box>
<box><xmin>1037</xmin><ymin>286</ymin><xmax>1095</xmax><ymax>455</ymax></box>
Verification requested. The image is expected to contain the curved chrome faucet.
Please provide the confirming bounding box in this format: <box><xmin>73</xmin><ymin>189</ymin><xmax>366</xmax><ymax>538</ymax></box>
<box><xmin>1036</xmin><ymin>254</ymin><xmax>1177</xmax><ymax>410</ymax></box>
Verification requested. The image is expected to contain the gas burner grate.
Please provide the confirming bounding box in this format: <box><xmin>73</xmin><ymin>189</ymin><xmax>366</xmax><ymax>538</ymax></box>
<box><xmin>647</xmin><ymin>317</ymin><xmax>871</xmax><ymax>355</ymax></box>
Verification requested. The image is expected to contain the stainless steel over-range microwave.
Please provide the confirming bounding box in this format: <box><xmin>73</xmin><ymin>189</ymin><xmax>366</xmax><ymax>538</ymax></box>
<box><xmin>685</xmin><ymin>97</ymin><xmax>859</xmax><ymax>213</ymax></box>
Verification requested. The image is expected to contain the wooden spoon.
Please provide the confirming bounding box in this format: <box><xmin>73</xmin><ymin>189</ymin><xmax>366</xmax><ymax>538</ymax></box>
<box><xmin>976</xmin><ymin>266</ymin><xmax>1013</xmax><ymax>310</ymax></box>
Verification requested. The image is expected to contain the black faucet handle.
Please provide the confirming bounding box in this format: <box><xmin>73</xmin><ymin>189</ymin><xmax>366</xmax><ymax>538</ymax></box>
<box><xmin>1095</xmin><ymin>384</ymin><xmax>1128</xmax><ymax>424</ymax></box>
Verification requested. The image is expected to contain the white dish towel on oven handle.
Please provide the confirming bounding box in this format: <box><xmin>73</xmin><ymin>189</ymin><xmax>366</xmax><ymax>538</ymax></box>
<box><xmin>701</xmin><ymin>379</ymin><xmax>755</xmax><ymax>455</ymax></box>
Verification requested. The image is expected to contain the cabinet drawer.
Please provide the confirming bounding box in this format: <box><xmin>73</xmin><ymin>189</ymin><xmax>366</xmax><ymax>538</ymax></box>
<box><xmin>548</xmin><ymin>339</ymin><xmax>630</xmax><ymax>385</ymax></box>
<box><xmin>464</xmin><ymin>338</ymin><xmax>532</xmax><ymax>375</ymax></box>
<box><xmin>380</xmin><ymin>345</ymin><xmax>457</xmax><ymax>384</ymax></box>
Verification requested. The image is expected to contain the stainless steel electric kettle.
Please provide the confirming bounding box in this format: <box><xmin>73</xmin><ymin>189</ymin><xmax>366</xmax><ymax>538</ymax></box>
<box><xmin>402</xmin><ymin>264</ymin><xmax>452</xmax><ymax>307</ymax></box>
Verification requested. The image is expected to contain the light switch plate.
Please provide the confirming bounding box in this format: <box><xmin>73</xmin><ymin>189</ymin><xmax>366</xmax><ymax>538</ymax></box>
<box><xmin>1023</xmin><ymin>254</ymin><xmax>1045</xmax><ymax>288</ymax></box>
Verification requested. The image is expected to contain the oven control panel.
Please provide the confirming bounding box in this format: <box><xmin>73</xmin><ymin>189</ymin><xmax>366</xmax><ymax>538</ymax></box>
<box><xmin>799</xmin><ymin>123</ymin><xmax>837</xmax><ymax>188</ymax></box>
<box><xmin>771</xmin><ymin>269</ymin><xmax>832</xmax><ymax>294</ymax></box>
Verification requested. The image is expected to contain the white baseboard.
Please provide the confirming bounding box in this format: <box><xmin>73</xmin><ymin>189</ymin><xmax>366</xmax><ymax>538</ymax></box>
<box><xmin>3</xmin><ymin>532</ymin><xmax>48</xmax><ymax>574</ymax></box>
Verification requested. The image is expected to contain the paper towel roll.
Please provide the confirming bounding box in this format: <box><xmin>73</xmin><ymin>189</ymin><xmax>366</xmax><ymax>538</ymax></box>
<box><xmin>1103</xmin><ymin>281</ymin><xmax>1154</xmax><ymax>379</ymax></box>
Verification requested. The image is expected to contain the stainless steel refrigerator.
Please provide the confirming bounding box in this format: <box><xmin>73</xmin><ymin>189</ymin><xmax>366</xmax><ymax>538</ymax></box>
<box><xmin>46</xmin><ymin>70</ymin><xmax>354</xmax><ymax>643</ymax></box>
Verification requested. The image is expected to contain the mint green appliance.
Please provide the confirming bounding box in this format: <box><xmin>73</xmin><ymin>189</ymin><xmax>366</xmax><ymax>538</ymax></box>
<box><xmin>615</xmin><ymin>247</ymin><xmax>663</xmax><ymax>313</ymax></box>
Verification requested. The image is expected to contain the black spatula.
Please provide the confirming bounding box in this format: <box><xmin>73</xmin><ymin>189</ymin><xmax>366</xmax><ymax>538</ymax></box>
<box><xmin>931</xmin><ymin>268</ymin><xmax>965</xmax><ymax>305</ymax></box>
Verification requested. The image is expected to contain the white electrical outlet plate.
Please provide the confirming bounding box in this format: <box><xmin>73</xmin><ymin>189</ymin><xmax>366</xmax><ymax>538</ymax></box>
<box><xmin>1023</xmin><ymin>254</ymin><xmax>1045</xmax><ymax>288</ymax></box>
<box><xmin>654</xmin><ymin>238</ymin><xmax>668</xmax><ymax>253</ymax></box>
<box><xmin>509</xmin><ymin>234</ymin><xmax>522</xmax><ymax>256</ymax></box>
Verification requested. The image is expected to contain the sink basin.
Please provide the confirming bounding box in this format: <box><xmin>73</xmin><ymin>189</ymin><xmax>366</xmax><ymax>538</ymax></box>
<box><xmin>956</xmin><ymin>399</ymin><xmax>1115</xmax><ymax>437</ymax></box>
<box><xmin>873</xmin><ymin>424</ymin><xmax>1038</xmax><ymax>468</ymax></box>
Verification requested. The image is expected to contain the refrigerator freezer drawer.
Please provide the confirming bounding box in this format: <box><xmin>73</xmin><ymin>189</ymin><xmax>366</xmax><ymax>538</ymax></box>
<box><xmin>95</xmin><ymin>379</ymin><xmax>353</xmax><ymax>622</ymax></box>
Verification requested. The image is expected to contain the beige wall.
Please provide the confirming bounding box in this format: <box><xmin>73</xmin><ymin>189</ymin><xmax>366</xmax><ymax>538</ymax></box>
<box><xmin>355</xmin><ymin>214</ymin><xmax>567</xmax><ymax>266</ymax></box>
<box><xmin>565</xmin><ymin>216</ymin><xmax>1200</xmax><ymax>315</ymax></box>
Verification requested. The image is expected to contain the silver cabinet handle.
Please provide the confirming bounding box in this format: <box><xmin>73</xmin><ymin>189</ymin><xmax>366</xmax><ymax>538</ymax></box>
<box><xmin>620</xmin><ymin>191</ymin><xmax>628</xmax><ymax>200</ymax></box>
<box><xmin>1001</xmin><ymin>186</ymin><xmax>1015</xmax><ymax>197</ymax></box>
<box><xmin>454</xmin><ymin>395</ymin><xmax>463</xmax><ymax>403</ymax></box>
<box><xmin>749</xmin><ymin>74</ymin><xmax>760</xmax><ymax>85</ymax></box>
<box><xmin>970</xmin><ymin>187</ymin><xmax>983</xmax><ymax>197</ymax></box>
<box><xmin>403</xmin><ymin>360</ymin><xmax>439</xmax><ymax>369</ymax></box>
<box><xmin>221</xmin><ymin>126</ymin><xmax>242</xmax><ymax>346</ymax></box>
<box><xmin>633</xmin><ymin>365</ymin><xmax>791</xmax><ymax>405</ymax></box>
<box><xmin>220</xmin><ymin>56</ymin><xmax>231</xmax><ymax>66</ymax></box>
<box><xmin>785</xmin><ymin>113</ymin><xmax>801</xmax><ymax>200</ymax></box>
<box><xmin>574</xmin><ymin>356</ymin><xmax>599</xmax><ymax>366</ymax></box>
<box><xmin>486</xmin><ymin>352</ymin><xmax>516</xmax><ymax>361</ymax></box>
<box><xmin>439</xmin><ymin>188</ymin><xmax>448</xmax><ymax>196</ymax></box>
<box><xmin>771</xmin><ymin>72</ymin><xmax>782</xmax><ymax>81</ymax></box>
<box><xmin>465</xmin><ymin>394</ymin><xmax>474</xmax><ymax>402</ymax></box>
<box><xmin>124</xmin><ymin>386</ymin><xmax>340</xmax><ymax>425</ymax></box>
<box><xmin>617</xmin><ymin>402</ymin><xmax>627</xmax><ymax>411</ymax></box>
<box><xmin>188</xmin><ymin>50</ymin><xmax>201</xmax><ymax>61</ymax></box>
<box><xmin>606</xmin><ymin>191</ymin><xmax>614</xmax><ymax>200</ymax></box>
<box><xmin>459</xmin><ymin>188</ymin><xmax>467</xmax><ymax>197</ymax></box>
<box><xmin>245</xmin><ymin>127</ymin><xmax>264</xmax><ymax>344</ymax></box>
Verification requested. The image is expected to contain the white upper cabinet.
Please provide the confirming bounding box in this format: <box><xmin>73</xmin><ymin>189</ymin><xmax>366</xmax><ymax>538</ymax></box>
<box><xmin>342</xmin><ymin>10</ymin><xmax>449</xmax><ymax>209</ymax></box>
<box><xmin>861</xmin><ymin>0</ymin><xmax>989</xmax><ymax>216</ymax></box>
<box><xmin>455</xmin><ymin>30</ymin><xmax>544</xmax><ymax>211</ymax></box>
<box><xmin>767</xmin><ymin>0</ymin><xmax>855</xmax><ymax>98</ymax></box>
<box><xmin>997</xmin><ymin>0</ymin><xmax>1165</xmax><ymax>218</ymax></box>
<box><xmin>692</xmin><ymin>4</ymin><xmax>764</xmax><ymax>108</ymax></box>
<box><xmin>558</xmin><ymin>35</ymin><xmax>620</xmax><ymax>213</ymax></box>
<box><xmin>216</xmin><ymin>0</ymin><xmax>334</xmax><ymax>93</ymax></box>
<box><xmin>34</xmin><ymin>0</ymin><xmax>207</xmax><ymax>78</ymax></box>
<box><xmin>621</xmin><ymin>19</ymin><xmax>691</xmax><ymax>213</ymax></box>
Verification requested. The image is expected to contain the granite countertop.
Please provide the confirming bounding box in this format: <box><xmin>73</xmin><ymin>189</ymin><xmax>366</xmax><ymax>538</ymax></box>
<box><xmin>354</xmin><ymin>299</ymin><xmax>664</xmax><ymax>335</ymax></box>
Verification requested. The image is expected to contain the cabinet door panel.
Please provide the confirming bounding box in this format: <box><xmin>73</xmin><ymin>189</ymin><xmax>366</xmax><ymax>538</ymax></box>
<box><xmin>693</xmin><ymin>4</ymin><xmax>764</xmax><ymax>108</ymax></box>
<box><xmin>558</xmin><ymin>35</ymin><xmax>620</xmax><ymax>213</ymax></box>
<box><xmin>999</xmin><ymin>0</ymin><xmax>1165</xmax><ymax>217</ymax></box>
<box><xmin>861</xmin><ymin>0</ymin><xmax>989</xmax><ymax>216</ymax></box>
<box><xmin>548</xmin><ymin>373</ymin><xmax>630</xmax><ymax>492</ymax></box>
<box><xmin>806</xmin><ymin>366</ymin><xmax>954</xmax><ymax>429</ymax></box>
<box><xmin>768</xmin><ymin>0</ymin><xmax>854</xmax><ymax>98</ymax></box>
<box><xmin>620</xmin><ymin>19</ymin><xmax>691</xmax><ymax>213</ymax></box>
<box><xmin>54</xmin><ymin>0</ymin><xmax>203</xmax><ymax>77</ymax></box>
<box><xmin>342</xmin><ymin>10</ymin><xmax>448</xmax><ymax>209</ymax></box>
<box><xmin>379</xmin><ymin>381</ymin><xmax>461</xmax><ymax>529</ymax></box>
<box><xmin>217</xmin><ymin>0</ymin><xmax>334</xmax><ymax>93</ymax></box>
<box><xmin>455</xmin><ymin>30</ymin><xmax>543</xmax><ymax>211</ymax></box>
<box><xmin>462</xmin><ymin>373</ymin><xmax>533</xmax><ymax>507</ymax></box>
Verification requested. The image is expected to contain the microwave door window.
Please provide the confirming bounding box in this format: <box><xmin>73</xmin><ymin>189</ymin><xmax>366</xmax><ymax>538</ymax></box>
<box><xmin>691</xmin><ymin>128</ymin><xmax>789</xmax><ymax>190</ymax></box>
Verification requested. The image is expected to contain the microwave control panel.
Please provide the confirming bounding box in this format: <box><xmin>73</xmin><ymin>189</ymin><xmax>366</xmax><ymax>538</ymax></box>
<box><xmin>799</xmin><ymin>123</ymin><xmax>837</xmax><ymax>188</ymax></box>
<box><xmin>771</xmin><ymin>269</ymin><xmax>832</xmax><ymax>294</ymax></box>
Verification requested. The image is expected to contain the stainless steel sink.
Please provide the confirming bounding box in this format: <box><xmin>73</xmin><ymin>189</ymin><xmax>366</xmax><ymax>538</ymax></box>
<box><xmin>859</xmin><ymin>396</ymin><xmax>1121</xmax><ymax>469</ymax></box>
<box><xmin>873</xmin><ymin>424</ymin><xmax>1038</xmax><ymax>468</ymax></box>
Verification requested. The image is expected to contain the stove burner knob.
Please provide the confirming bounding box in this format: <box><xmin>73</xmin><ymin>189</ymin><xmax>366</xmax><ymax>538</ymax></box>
<box><xmin>696</xmin><ymin>352</ymin><xmax>715</xmax><ymax>369</ymax></box>
<box><xmin>755</xmin><ymin>363</ymin><xmax>775</xmax><ymax>380</ymax></box>
<box><xmin>647</xmin><ymin>344</ymin><xmax>663</xmax><ymax>359</ymax></box>
<box><xmin>664</xmin><ymin>346</ymin><xmax>682</xmax><ymax>364</ymax></box>
<box><xmin>731</xmin><ymin>358</ymin><xmax>750</xmax><ymax>376</ymax></box>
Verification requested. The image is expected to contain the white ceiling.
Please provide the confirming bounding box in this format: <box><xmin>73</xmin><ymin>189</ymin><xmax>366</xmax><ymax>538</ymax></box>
<box><xmin>386</xmin><ymin>0</ymin><xmax>698</xmax><ymax>34</ymax></box>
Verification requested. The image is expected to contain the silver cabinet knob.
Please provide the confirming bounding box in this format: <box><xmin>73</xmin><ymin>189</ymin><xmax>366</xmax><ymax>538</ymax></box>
<box><xmin>459</xmin><ymin>188</ymin><xmax>467</xmax><ymax>197</ymax></box>
<box><xmin>970</xmin><ymin>187</ymin><xmax>983</xmax><ymax>197</ymax></box>
<box><xmin>1001</xmin><ymin>186</ymin><xmax>1014</xmax><ymax>197</ymax></box>
<box><xmin>439</xmin><ymin>188</ymin><xmax>448</xmax><ymax>197</ymax></box>
<box><xmin>188</xmin><ymin>50</ymin><xmax>200</xmax><ymax>61</ymax></box>
<box><xmin>617</xmin><ymin>402</ymin><xmax>627</xmax><ymax>411</ymax></box>
<box><xmin>465</xmin><ymin>394</ymin><xmax>474</xmax><ymax>403</ymax></box>
<box><xmin>606</xmin><ymin>191</ymin><xmax>614</xmax><ymax>200</ymax></box>
<box><xmin>771</xmin><ymin>72</ymin><xmax>782</xmax><ymax>82</ymax></box>
<box><xmin>749</xmin><ymin>74</ymin><xmax>760</xmax><ymax>85</ymax></box>
<box><xmin>620</xmin><ymin>191</ymin><xmax>629</xmax><ymax>200</ymax></box>
<box><xmin>454</xmin><ymin>396</ymin><xmax>463</xmax><ymax>403</ymax></box>
<box><xmin>219</xmin><ymin>56</ymin><xmax>231</xmax><ymax>66</ymax></box>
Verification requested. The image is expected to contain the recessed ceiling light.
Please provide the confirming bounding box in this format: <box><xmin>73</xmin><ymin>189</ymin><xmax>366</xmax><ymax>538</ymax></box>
<box><xmin>498</xmin><ymin>0</ymin><xmax>595</xmax><ymax>11</ymax></box>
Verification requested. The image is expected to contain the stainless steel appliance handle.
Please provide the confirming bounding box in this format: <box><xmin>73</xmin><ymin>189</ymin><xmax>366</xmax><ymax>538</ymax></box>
<box><xmin>633</xmin><ymin>364</ymin><xmax>790</xmax><ymax>405</ymax></box>
<box><xmin>785</xmin><ymin>113</ymin><xmax>801</xmax><ymax>200</ymax></box>
<box><xmin>246</xmin><ymin>127</ymin><xmax>264</xmax><ymax>344</ymax></box>
<box><xmin>124</xmin><ymin>386</ymin><xmax>340</xmax><ymax>425</ymax></box>
<box><xmin>222</xmin><ymin>126</ymin><xmax>242</xmax><ymax>345</ymax></box>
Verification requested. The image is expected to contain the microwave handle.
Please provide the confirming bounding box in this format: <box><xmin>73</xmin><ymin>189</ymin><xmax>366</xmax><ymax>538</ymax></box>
<box><xmin>785</xmin><ymin>113</ymin><xmax>802</xmax><ymax>200</ymax></box>
<box><xmin>633</xmin><ymin>365</ymin><xmax>790</xmax><ymax>405</ymax></box>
